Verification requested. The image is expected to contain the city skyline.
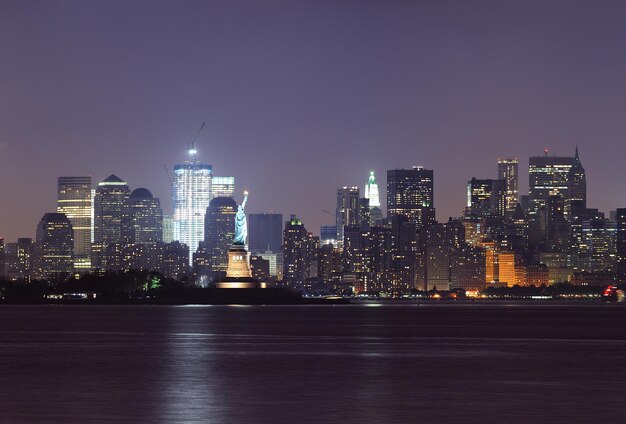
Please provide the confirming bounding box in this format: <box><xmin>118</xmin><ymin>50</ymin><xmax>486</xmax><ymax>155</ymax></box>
<box><xmin>0</xmin><ymin>145</ymin><xmax>617</xmax><ymax>242</ymax></box>
<box><xmin>4</xmin><ymin>1</ymin><xmax>626</xmax><ymax>241</ymax></box>
<box><xmin>3</xmin><ymin>3</ymin><xmax>626</xmax><ymax>423</ymax></box>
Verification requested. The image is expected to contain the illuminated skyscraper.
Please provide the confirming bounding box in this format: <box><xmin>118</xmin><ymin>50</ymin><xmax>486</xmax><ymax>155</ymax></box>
<box><xmin>0</xmin><ymin>238</ymin><xmax>4</xmax><ymax>278</ymax></box>
<box><xmin>283</xmin><ymin>215</ymin><xmax>308</xmax><ymax>286</ymax></box>
<box><xmin>320</xmin><ymin>225</ymin><xmax>337</xmax><ymax>246</ymax></box>
<box><xmin>387</xmin><ymin>166</ymin><xmax>435</xmax><ymax>228</ymax></box>
<box><xmin>94</xmin><ymin>175</ymin><xmax>130</xmax><ymax>243</ymax></box>
<box><xmin>466</xmin><ymin>178</ymin><xmax>506</xmax><ymax>217</ymax></box>
<box><xmin>211</xmin><ymin>176</ymin><xmax>235</xmax><ymax>198</ymax></box>
<box><xmin>497</xmin><ymin>158</ymin><xmax>519</xmax><ymax>215</ymax></box>
<box><xmin>122</xmin><ymin>188</ymin><xmax>163</xmax><ymax>244</ymax></box>
<box><xmin>5</xmin><ymin>238</ymin><xmax>33</xmax><ymax>281</ymax></box>
<box><xmin>528</xmin><ymin>153</ymin><xmax>573</xmax><ymax>217</ymax></box>
<box><xmin>35</xmin><ymin>213</ymin><xmax>74</xmax><ymax>281</ymax></box>
<box><xmin>566</xmin><ymin>146</ymin><xmax>586</xmax><ymax>220</ymax></box>
<box><xmin>57</xmin><ymin>176</ymin><xmax>92</xmax><ymax>270</ymax></box>
<box><xmin>336</xmin><ymin>187</ymin><xmax>360</xmax><ymax>246</ymax></box>
<box><xmin>364</xmin><ymin>171</ymin><xmax>384</xmax><ymax>225</ymax></box>
<box><xmin>364</xmin><ymin>171</ymin><xmax>380</xmax><ymax>208</ymax></box>
<box><xmin>616</xmin><ymin>208</ymin><xmax>626</xmax><ymax>279</ymax></box>
<box><xmin>93</xmin><ymin>175</ymin><xmax>130</xmax><ymax>269</ymax></box>
<box><xmin>172</xmin><ymin>150</ymin><xmax>212</xmax><ymax>264</ymax></box>
<box><xmin>162</xmin><ymin>215</ymin><xmax>174</xmax><ymax>243</ymax></box>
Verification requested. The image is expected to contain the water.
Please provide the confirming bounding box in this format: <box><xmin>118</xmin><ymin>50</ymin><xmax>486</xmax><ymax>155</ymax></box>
<box><xmin>0</xmin><ymin>304</ymin><xmax>625</xmax><ymax>423</ymax></box>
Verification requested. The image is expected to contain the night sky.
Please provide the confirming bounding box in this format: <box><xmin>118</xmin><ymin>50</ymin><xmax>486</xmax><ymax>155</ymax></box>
<box><xmin>2</xmin><ymin>0</ymin><xmax>626</xmax><ymax>242</ymax></box>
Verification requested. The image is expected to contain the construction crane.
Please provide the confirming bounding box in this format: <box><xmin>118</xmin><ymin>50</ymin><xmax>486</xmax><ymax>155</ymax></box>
<box><xmin>187</xmin><ymin>121</ymin><xmax>206</xmax><ymax>160</ymax></box>
<box><xmin>163</xmin><ymin>163</ymin><xmax>172</xmax><ymax>185</ymax></box>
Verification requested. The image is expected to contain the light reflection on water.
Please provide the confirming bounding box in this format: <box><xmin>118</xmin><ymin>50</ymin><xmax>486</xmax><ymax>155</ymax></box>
<box><xmin>0</xmin><ymin>304</ymin><xmax>625</xmax><ymax>423</ymax></box>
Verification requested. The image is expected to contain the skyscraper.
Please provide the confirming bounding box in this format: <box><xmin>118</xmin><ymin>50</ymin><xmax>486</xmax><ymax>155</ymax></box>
<box><xmin>497</xmin><ymin>158</ymin><xmax>519</xmax><ymax>215</ymax></box>
<box><xmin>364</xmin><ymin>171</ymin><xmax>384</xmax><ymax>226</ymax></box>
<box><xmin>320</xmin><ymin>225</ymin><xmax>337</xmax><ymax>246</ymax></box>
<box><xmin>122</xmin><ymin>188</ymin><xmax>163</xmax><ymax>244</ymax></box>
<box><xmin>358</xmin><ymin>197</ymin><xmax>371</xmax><ymax>231</ymax></box>
<box><xmin>566</xmin><ymin>146</ymin><xmax>586</xmax><ymax>220</ymax></box>
<box><xmin>5</xmin><ymin>238</ymin><xmax>33</xmax><ymax>281</ymax></box>
<box><xmin>387</xmin><ymin>167</ymin><xmax>435</xmax><ymax>228</ymax></box>
<box><xmin>249</xmin><ymin>213</ymin><xmax>283</xmax><ymax>253</ymax></box>
<box><xmin>616</xmin><ymin>208</ymin><xmax>626</xmax><ymax>279</ymax></box>
<box><xmin>336</xmin><ymin>187</ymin><xmax>360</xmax><ymax>246</ymax></box>
<box><xmin>172</xmin><ymin>156</ymin><xmax>212</xmax><ymax>264</ymax></box>
<box><xmin>364</xmin><ymin>171</ymin><xmax>380</xmax><ymax>208</ymax></box>
<box><xmin>466</xmin><ymin>178</ymin><xmax>506</xmax><ymax>217</ymax></box>
<box><xmin>0</xmin><ymin>238</ymin><xmax>5</xmax><ymax>278</ymax></box>
<box><xmin>93</xmin><ymin>174</ymin><xmax>130</xmax><ymax>269</ymax></box>
<box><xmin>283</xmin><ymin>215</ymin><xmax>308</xmax><ymax>286</ymax></box>
<box><xmin>204</xmin><ymin>197</ymin><xmax>237</xmax><ymax>273</ymax></box>
<box><xmin>35</xmin><ymin>213</ymin><xmax>74</xmax><ymax>281</ymax></box>
<box><xmin>528</xmin><ymin>153</ymin><xmax>573</xmax><ymax>217</ymax></box>
<box><xmin>94</xmin><ymin>175</ymin><xmax>130</xmax><ymax>244</ymax></box>
<box><xmin>211</xmin><ymin>176</ymin><xmax>235</xmax><ymax>198</ymax></box>
<box><xmin>57</xmin><ymin>176</ymin><xmax>92</xmax><ymax>270</ymax></box>
<box><xmin>162</xmin><ymin>215</ymin><xmax>174</xmax><ymax>243</ymax></box>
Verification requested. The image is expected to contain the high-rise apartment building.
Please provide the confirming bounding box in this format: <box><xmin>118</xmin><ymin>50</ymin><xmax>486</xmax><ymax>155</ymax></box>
<box><xmin>35</xmin><ymin>213</ymin><xmax>74</xmax><ymax>281</ymax></box>
<box><xmin>497</xmin><ymin>158</ymin><xmax>519</xmax><ymax>215</ymax></box>
<box><xmin>387</xmin><ymin>167</ymin><xmax>435</xmax><ymax>228</ymax></box>
<box><xmin>336</xmin><ymin>187</ymin><xmax>360</xmax><ymax>246</ymax></box>
<box><xmin>249</xmin><ymin>213</ymin><xmax>283</xmax><ymax>253</ymax></box>
<box><xmin>57</xmin><ymin>176</ymin><xmax>92</xmax><ymax>270</ymax></box>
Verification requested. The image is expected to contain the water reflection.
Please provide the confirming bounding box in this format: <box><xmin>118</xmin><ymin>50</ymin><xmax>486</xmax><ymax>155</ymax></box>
<box><xmin>157</xmin><ymin>307</ymin><xmax>225</xmax><ymax>422</ymax></box>
<box><xmin>1</xmin><ymin>305</ymin><xmax>625</xmax><ymax>423</ymax></box>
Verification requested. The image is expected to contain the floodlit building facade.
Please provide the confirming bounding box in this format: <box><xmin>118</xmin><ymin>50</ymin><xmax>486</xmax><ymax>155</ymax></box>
<box><xmin>172</xmin><ymin>162</ymin><xmax>212</xmax><ymax>264</ymax></box>
<box><xmin>211</xmin><ymin>176</ymin><xmax>235</xmax><ymax>198</ymax></box>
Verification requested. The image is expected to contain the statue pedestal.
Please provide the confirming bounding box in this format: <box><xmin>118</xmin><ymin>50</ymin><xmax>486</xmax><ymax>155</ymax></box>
<box><xmin>215</xmin><ymin>245</ymin><xmax>266</xmax><ymax>289</ymax></box>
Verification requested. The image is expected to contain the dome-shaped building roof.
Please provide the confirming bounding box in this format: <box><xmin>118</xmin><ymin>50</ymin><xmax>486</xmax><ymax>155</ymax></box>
<box><xmin>130</xmin><ymin>188</ymin><xmax>154</xmax><ymax>199</ymax></box>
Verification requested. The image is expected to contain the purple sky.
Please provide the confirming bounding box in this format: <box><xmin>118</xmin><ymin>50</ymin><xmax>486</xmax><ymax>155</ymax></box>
<box><xmin>2</xmin><ymin>0</ymin><xmax>626</xmax><ymax>242</ymax></box>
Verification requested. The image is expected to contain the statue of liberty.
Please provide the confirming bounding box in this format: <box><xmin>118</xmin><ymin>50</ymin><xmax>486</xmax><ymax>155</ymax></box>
<box><xmin>233</xmin><ymin>191</ymin><xmax>248</xmax><ymax>245</ymax></box>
